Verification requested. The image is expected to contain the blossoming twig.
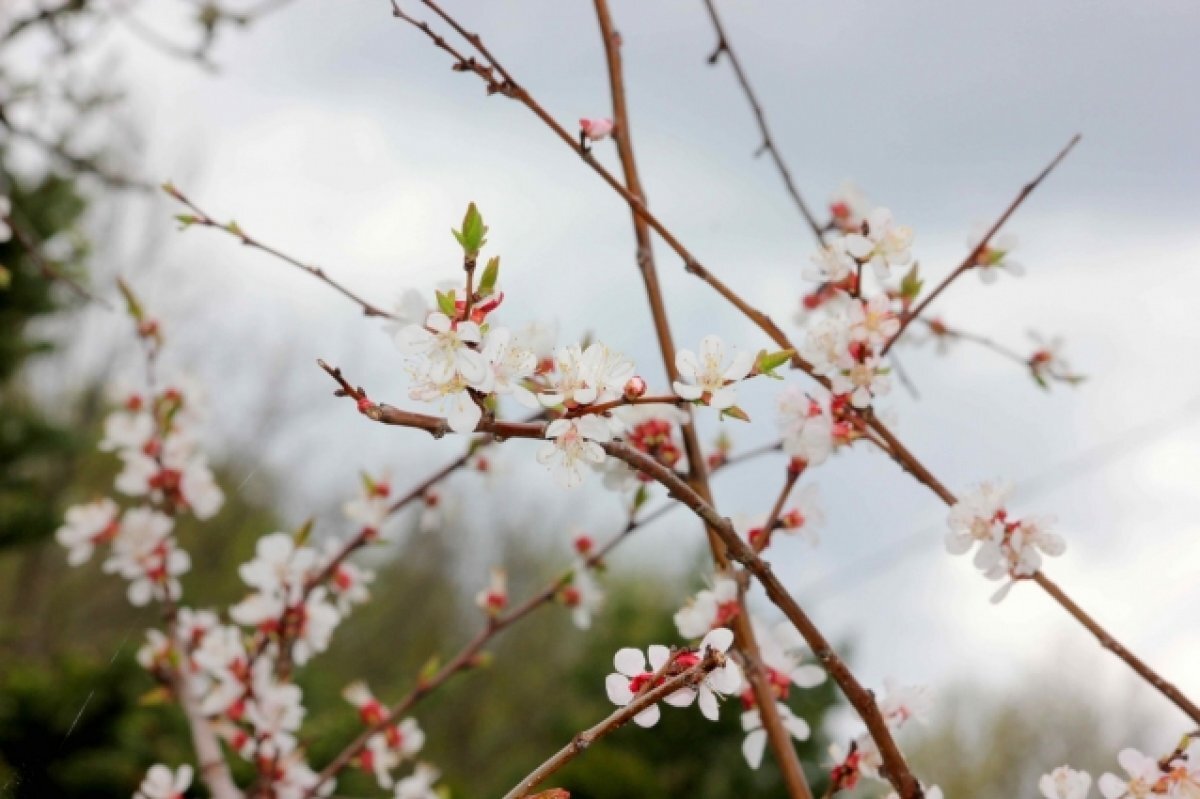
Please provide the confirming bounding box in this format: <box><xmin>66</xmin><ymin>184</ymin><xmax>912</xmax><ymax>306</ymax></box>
<box><xmin>164</xmin><ymin>184</ymin><xmax>394</xmax><ymax>318</ymax></box>
<box><xmin>588</xmin><ymin>4</ymin><xmax>814</xmax><ymax>794</ymax></box>
<box><xmin>501</xmin><ymin>648</ymin><xmax>722</xmax><ymax>799</ymax></box>
<box><xmin>319</xmin><ymin>359</ymin><xmax>925</xmax><ymax>799</ymax></box>
<box><xmin>883</xmin><ymin>134</ymin><xmax>1081</xmax><ymax>354</ymax></box>
<box><xmin>306</xmin><ymin>502</ymin><xmax>668</xmax><ymax>796</ymax></box>
<box><xmin>700</xmin><ymin>0</ymin><xmax>827</xmax><ymax>246</ymax></box>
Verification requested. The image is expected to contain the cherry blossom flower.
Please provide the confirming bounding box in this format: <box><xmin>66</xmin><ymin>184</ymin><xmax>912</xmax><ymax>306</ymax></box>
<box><xmin>55</xmin><ymin>498</ymin><xmax>119</xmax><ymax>565</ymax></box>
<box><xmin>800</xmin><ymin>309</ymin><xmax>853</xmax><ymax>378</ymax></box>
<box><xmin>343</xmin><ymin>472</ymin><xmax>393</xmax><ymax>537</ymax></box>
<box><xmin>562</xmin><ymin>564</ymin><xmax>605</xmax><ymax>630</ymax></box>
<box><xmin>237</xmin><ymin>532</ymin><xmax>318</xmax><ymax>604</ymax></box>
<box><xmin>673</xmin><ymin>335</ymin><xmax>755</xmax><ymax>410</ymax></box>
<box><xmin>394</xmin><ymin>763</ymin><xmax>442</xmax><ymax>799</ymax></box>
<box><xmin>1040</xmin><ymin>765</ymin><xmax>1094</xmax><ymax>799</ymax></box>
<box><xmin>848</xmin><ymin>294</ymin><xmax>901</xmax><ymax>349</ymax></box>
<box><xmin>99</xmin><ymin>406</ymin><xmax>155</xmax><ymax>452</ymax></box>
<box><xmin>828</xmin><ymin>181</ymin><xmax>871</xmax><ymax>234</ymax></box>
<box><xmin>674</xmin><ymin>575</ymin><xmax>740</xmax><ymax>639</ymax></box>
<box><xmin>692</xmin><ymin>627</ymin><xmax>743</xmax><ymax>720</ymax></box>
<box><xmin>291</xmin><ymin>588</ymin><xmax>341</xmax><ymax>665</ymax></box>
<box><xmin>539</xmin><ymin>342</ymin><xmax>635</xmax><ymax>408</ymax></box>
<box><xmin>475</xmin><ymin>566</ymin><xmax>508</xmax><ymax>615</ymax></box>
<box><xmin>753</xmin><ymin>617</ymin><xmax>826</xmax><ymax>697</ymax></box>
<box><xmin>778</xmin><ymin>389</ymin><xmax>837</xmax><ymax>466</ymax></box>
<box><xmin>244</xmin><ymin>657</ymin><xmax>305</xmax><ymax>754</ymax></box>
<box><xmin>397</xmin><ymin>311</ymin><xmax>489</xmax><ymax>386</ymax></box>
<box><xmin>1028</xmin><ymin>332</ymin><xmax>1081</xmax><ymax>387</ymax></box>
<box><xmin>192</xmin><ymin>624</ymin><xmax>249</xmax><ymax>716</ymax></box>
<box><xmin>327</xmin><ymin>555</ymin><xmax>375</xmax><ymax>614</ymax></box>
<box><xmin>969</xmin><ymin>227</ymin><xmax>1024</xmax><ymax>283</ymax></box>
<box><xmin>600</xmin><ymin>403</ymin><xmax>687</xmax><ymax>490</ymax></box>
<box><xmin>779</xmin><ymin>484</ymin><xmax>824</xmax><ymax>546</ymax></box>
<box><xmin>605</xmin><ymin>643</ymin><xmax>696</xmax><ymax>727</ymax></box>
<box><xmin>114</xmin><ymin>444</ymin><xmax>224</xmax><ymax>521</ymax></box>
<box><xmin>579</xmin><ymin>117</ymin><xmax>614</xmax><ymax>141</ymax></box>
<box><xmin>843</xmin><ymin>207</ymin><xmax>915</xmax><ymax>280</ymax></box>
<box><xmin>134</xmin><ymin>763</ymin><xmax>193</xmax><ymax>799</ymax></box>
<box><xmin>481</xmin><ymin>326</ymin><xmax>539</xmax><ymax>408</ymax></box>
<box><xmin>103</xmin><ymin>507</ymin><xmax>190</xmax><ymax>605</ymax></box>
<box><xmin>538</xmin><ymin>415</ymin><xmax>612</xmax><ymax>488</ymax></box>
<box><xmin>1099</xmin><ymin>748</ymin><xmax>1163</xmax><ymax>798</ymax></box>
<box><xmin>804</xmin><ymin>237</ymin><xmax>857</xmax><ymax>284</ymax></box>
<box><xmin>947</xmin><ymin>481</ymin><xmax>1065</xmax><ymax>601</ymax></box>
<box><xmin>877</xmin><ymin>678</ymin><xmax>931</xmax><ymax>728</ymax></box>
<box><xmin>829</xmin><ymin>351</ymin><xmax>892</xmax><ymax>409</ymax></box>
<box><xmin>741</xmin><ymin>702</ymin><xmax>811</xmax><ymax>769</ymax></box>
<box><xmin>513</xmin><ymin>319</ymin><xmax>558</xmax><ymax>370</ymax></box>
<box><xmin>136</xmin><ymin>628</ymin><xmax>173</xmax><ymax>673</ymax></box>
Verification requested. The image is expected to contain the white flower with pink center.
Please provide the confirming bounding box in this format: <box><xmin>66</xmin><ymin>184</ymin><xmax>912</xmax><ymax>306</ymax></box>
<box><xmin>540</xmin><ymin>342</ymin><xmax>634</xmax><ymax>408</ymax></box>
<box><xmin>99</xmin><ymin>406</ymin><xmax>155</xmax><ymax>453</ymax></box>
<box><xmin>741</xmin><ymin>702</ymin><xmax>811</xmax><ymax>769</ymax></box>
<box><xmin>800</xmin><ymin>311</ymin><xmax>853</xmax><ymax>378</ymax></box>
<box><xmin>1040</xmin><ymin>765</ymin><xmax>1093</xmax><ymax>799</ymax></box>
<box><xmin>475</xmin><ymin>566</ymin><xmax>508</xmax><ymax>615</ymax></box>
<box><xmin>969</xmin><ymin>226</ymin><xmax>1024</xmax><ymax>283</ymax></box>
<box><xmin>804</xmin><ymin>237</ymin><xmax>857</xmax><ymax>284</ymax></box>
<box><xmin>134</xmin><ymin>764</ymin><xmax>192</xmax><ymax>799</ymax></box>
<box><xmin>538</xmin><ymin>415</ymin><xmax>611</xmax><ymax>488</ymax></box>
<box><xmin>605</xmin><ymin>644</ymin><xmax>697</xmax><ymax>728</ymax></box>
<box><xmin>1099</xmin><ymin>748</ymin><xmax>1163</xmax><ymax>798</ymax></box>
<box><xmin>394</xmin><ymin>763</ymin><xmax>441</xmax><ymax>799</ymax></box>
<box><xmin>849</xmin><ymin>294</ymin><xmax>900</xmax><ymax>349</ymax></box>
<box><xmin>396</xmin><ymin>311</ymin><xmax>489</xmax><ymax>387</ymax></box>
<box><xmin>828</xmin><ymin>181</ymin><xmax>871</xmax><ymax>233</ymax></box>
<box><xmin>55</xmin><ymin>498</ymin><xmax>119</xmax><ymax>566</ymax></box>
<box><xmin>778</xmin><ymin>389</ymin><xmax>837</xmax><ymax>466</ymax></box>
<box><xmin>674</xmin><ymin>575</ymin><xmax>740</xmax><ymax>639</ymax></box>
<box><xmin>843</xmin><ymin>207</ymin><xmax>914</xmax><ymax>280</ymax></box>
<box><xmin>829</xmin><ymin>352</ymin><xmax>891</xmax><ymax>409</ymax></box>
<box><xmin>481</xmin><ymin>326</ymin><xmax>539</xmax><ymax>408</ymax></box>
<box><xmin>672</xmin><ymin>335</ymin><xmax>755</xmax><ymax>410</ymax></box>
<box><xmin>103</xmin><ymin>507</ymin><xmax>190</xmax><ymax>606</ymax></box>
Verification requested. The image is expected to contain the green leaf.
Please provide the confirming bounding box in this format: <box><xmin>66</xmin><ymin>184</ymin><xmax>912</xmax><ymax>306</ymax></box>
<box><xmin>452</xmin><ymin>202</ymin><xmax>488</xmax><ymax>257</ymax></box>
<box><xmin>899</xmin><ymin>262</ymin><xmax>924</xmax><ymax>302</ymax></box>
<box><xmin>419</xmin><ymin>655</ymin><xmax>442</xmax><ymax>683</ymax></box>
<box><xmin>719</xmin><ymin>405</ymin><xmax>751</xmax><ymax>422</ymax></box>
<box><xmin>116</xmin><ymin>277</ymin><xmax>145</xmax><ymax>322</ymax></box>
<box><xmin>174</xmin><ymin>214</ymin><xmax>198</xmax><ymax>229</ymax></box>
<box><xmin>138</xmin><ymin>686</ymin><xmax>173</xmax><ymax>707</ymax></box>
<box><xmin>292</xmin><ymin>517</ymin><xmax>315</xmax><ymax>547</ymax></box>
<box><xmin>755</xmin><ymin>348</ymin><xmax>794</xmax><ymax>378</ymax></box>
<box><xmin>436</xmin><ymin>289</ymin><xmax>457</xmax><ymax>318</ymax></box>
<box><xmin>478</xmin><ymin>256</ymin><xmax>500</xmax><ymax>296</ymax></box>
<box><xmin>632</xmin><ymin>484</ymin><xmax>650</xmax><ymax>512</ymax></box>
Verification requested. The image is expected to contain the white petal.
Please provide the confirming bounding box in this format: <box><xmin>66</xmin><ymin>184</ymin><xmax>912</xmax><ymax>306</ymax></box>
<box><xmin>723</xmin><ymin>349</ymin><xmax>755</xmax><ymax>382</ymax></box>
<box><xmin>605</xmin><ymin>673</ymin><xmax>634</xmax><ymax>705</ymax></box>
<box><xmin>701</xmin><ymin>627</ymin><xmax>734</xmax><ymax>654</ymax></box>
<box><xmin>673</xmin><ymin>381</ymin><xmax>703</xmax><ymax>400</ymax></box>
<box><xmin>614</xmin><ymin>647</ymin><xmax>646</xmax><ymax>677</ymax></box>
<box><xmin>632</xmin><ymin>704</ymin><xmax>660</xmax><ymax>728</ymax></box>
<box><xmin>647</xmin><ymin>645</ymin><xmax>671</xmax><ymax>671</ymax></box>
<box><xmin>697</xmin><ymin>686</ymin><xmax>720</xmax><ymax>720</ymax></box>
<box><xmin>663</xmin><ymin>688</ymin><xmax>697</xmax><ymax>708</ymax></box>
<box><xmin>742</xmin><ymin>729</ymin><xmax>767</xmax><ymax>769</ymax></box>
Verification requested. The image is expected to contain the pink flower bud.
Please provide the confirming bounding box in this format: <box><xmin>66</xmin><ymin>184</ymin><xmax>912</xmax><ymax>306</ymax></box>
<box><xmin>580</xmin><ymin>117</ymin><xmax>614</xmax><ymax>141</ymax></box>
<box><xmin>623</xmin><ymin>375</ymin><xmax>647</xmax><ymax>400</ymax></box>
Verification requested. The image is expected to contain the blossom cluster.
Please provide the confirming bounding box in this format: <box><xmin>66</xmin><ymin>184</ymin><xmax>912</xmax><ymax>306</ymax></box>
<box><xmin>828</xmin><ymin>679</ymin><xmax>933</xmax><ymax>793</ymax></box>
<box><xmin>1038</xmin><ymin>735</ymin><xmax>1200</xmax><ymax>799</ymax></box>
<box><xmin>672</xmin><ymin>576</ymin><xmax>826</xmax><ymax>767</ymax></box>
<box><xmin>946</xmin><ymin>481</ymin><xmax>1065</xmax><ymax>602</ymax></box>
<box><xmin>56</xmin><ymin>364</ymin><xmax>222</xmax><ymax>606</ymax></box>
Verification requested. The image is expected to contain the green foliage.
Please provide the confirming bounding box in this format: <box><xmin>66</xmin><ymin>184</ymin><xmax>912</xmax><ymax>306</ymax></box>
<box><xmin>451</xmin><ymin>202</ymin><xmax>488</xmax><ymax>259</ymax></box>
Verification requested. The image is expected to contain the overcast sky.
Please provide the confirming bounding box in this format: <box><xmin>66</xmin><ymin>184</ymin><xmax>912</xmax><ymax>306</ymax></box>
<box><xmin>33</xmin><ymin>0</ymin><xmax>1200</xmax><ymax>754</ymax></box>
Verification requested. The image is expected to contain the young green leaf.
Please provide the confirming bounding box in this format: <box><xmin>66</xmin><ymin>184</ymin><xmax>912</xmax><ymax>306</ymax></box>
<box><xmin>478</xmin><ymin>255</ymin><xmax>500</xmax><ymax>296</ymax></box>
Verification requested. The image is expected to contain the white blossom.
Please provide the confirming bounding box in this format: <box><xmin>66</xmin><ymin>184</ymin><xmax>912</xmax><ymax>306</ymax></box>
<box><xmin>674</xmin><ymin>576</ymin><xmax>739</xmax><ymax>639</ymax></box>
<box><xmin>843</xmin><ymin>207</ymin><xmax>914</xmax><ymax>280</ymax></box>
<box><xmin>969</xmin><ymin>227</ymin><xmax>1024</xmax><ymax>283</ymax></box>
<box><xmin>673</xmin><ymin>335</ymin><xmax>755</xmax><ymax>410</ymax></box>
<box><xmin>778</xmin><ymin>389</ymin><xmax>836</xmax><ymax>466</ymax></box>
<box><xmin>1040</xmin><ymin>765</ymin><xmax>1093</xmax><ymax>799</ymax></box>
<box><xmin>55</xmin><ymin>498</ymin><xmax>119</xmax><ymax>566</ymax></box>
<box><xmin>538</xmin><ymin>415</ymin><xmax>611</xmax><ymax>488</ymax></box>
<box><xmin>741</xmin><ymin>703</ymin><xmax>811</xmax><ymax>769</ymax></box>
<box><xmin>134</xmin><ymin>763</ymin><xmax>192</xmax><ymax>799</ymax></box>
<box><xmin>393</xmin><ymin>763</ymin><xmax>441</xmax><ymax>799</ymax></box>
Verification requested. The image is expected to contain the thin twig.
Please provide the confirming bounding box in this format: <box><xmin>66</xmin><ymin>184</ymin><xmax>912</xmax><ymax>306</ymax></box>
<box><xmin>165</xmin><ymin>185</ymin><xmax>394</xmax><ymax>319</ymax></box>
<box><xmin>884</xmin><ymin>134</ymin><xmax>1081</xmax><ymax>354</ymax></box>
<box><xmin>700</xmin><ymin>0</ymin><xmax>826</xmax><ymax>246</ymax></box>
<box><xmin>501</xmin><ymin>648</ymin><xmax>723</xmax><ymax>799</ymax></box>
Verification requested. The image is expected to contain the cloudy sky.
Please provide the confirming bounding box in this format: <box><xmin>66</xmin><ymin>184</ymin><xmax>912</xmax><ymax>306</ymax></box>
<box><xmin>33</xmin><ymin>0</ymin><xmax>1200</xmax><ymax>750</ymax></box>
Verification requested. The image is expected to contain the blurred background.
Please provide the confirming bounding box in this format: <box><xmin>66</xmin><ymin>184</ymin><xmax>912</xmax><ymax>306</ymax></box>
<box><xmin>1</xmin><ymin>0</ymin><xmax>1197</xmax><ymax>796</ymax></box>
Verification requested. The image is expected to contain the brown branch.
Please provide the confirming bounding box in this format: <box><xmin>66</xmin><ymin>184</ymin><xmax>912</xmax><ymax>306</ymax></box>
<box><xmin>164</xmin><ymin>185</ymin><xmax>394</xmax><ymax>319</ymax></box>
<box><xmin>699</xmin><ymin>0</ymin><xmax>826</xmax><ymax>246</ymax></box>
<box><xmin>501</xmin><ymin>649</ymin><xmax>723</xmax><ymax>799</ymax></box>
<box><xmin>590</xmin><ymin>4</ymin><xmax>812</xmax><ymax>794</ymax></box>
<box><xmin>753</xmin><ymin>464</ymin><xmax>800</xmax><ymax>554</ymax></box>
<box><xmin>391</xmin><ymin>0</ymin><xmax>802</xmax><ymax>368</ymax></box>
<box><xmin>318</xmin><ymin>361</ymin><xmax>924</xmax><ymax>798</ymax></box>
<box><xmin>883</xmin><ymin>134</ymin><xmax>1081</xmax><ymax>354</ymax></box>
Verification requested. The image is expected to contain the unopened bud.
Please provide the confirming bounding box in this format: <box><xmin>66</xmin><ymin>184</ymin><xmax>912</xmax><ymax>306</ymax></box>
<box><xmin>623</xmin><ymin>376</ymin><xmax>647</xmax><ymax>400</ymax></box>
